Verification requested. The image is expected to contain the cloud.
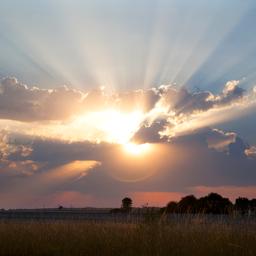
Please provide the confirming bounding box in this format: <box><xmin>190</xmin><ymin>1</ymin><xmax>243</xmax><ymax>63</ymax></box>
<box><xmin>0</xmin><ymin>77</ymin><xmax>255</xmax><ymax>207</ymax></box>
<box><xmin>0</xmin><ymin>77</ymin><xmax>160</xmax><ymax>122</ymax></box>
<box><xmin>228</xmin><ymin>136</ymin><xmax>249</xmax><ymax>158</ymax></box>
<box><xmin>132</xmin><ymin>119</ymin><xmax>168</xmax><ymax>143</ymax></box>
<box><xmin>157</xmin><ymin>85</ymin><xmax>214</xmax><ymax>115</ymax></box>
<box><xmin>130</xmin><ymin>80</ymin><xmax>255</xmax><ymax>143</ymax></box>
<box><xmin>245</xmin><ymin>146</ymin><xmax>256</xmax><ymax>159</ymax></box>
<box><xmin>0</xmin><ymin>127</ymin><xmax>255</xmax><ymax>207</ymax></box>
<box><xmin>0</xmin><ymin>77</ymin><xmax>252</xmax><ymax>127</ymax></box>
<box><xmin>216</xmin><ymin>80</ymin><xmax>245</xmax><ymax>105</ymax></box>
<box><xmin>0</xmin><ymin>160</ymin><xmax>40</xmax><ymax>177</ymax></box>
<box><xmin>0</xmin><ymin>130</ymin><xmax>33</xmax><ymax>161</ymax></box>
<box><xmin>2</xmin><ymin>128</ymin><xmax>256</xmax><ymax>180</ymax></box>
<box><xmin>156</xmin><ymin>80</ymin><xmax>245</xmax><ymax>116</ymax></box>
<box><xmin>0</xmin><ymin>130</ymin><xmax>38</xmax><ymax>177</ymax></box>
<box><xmin>206</xmin><ymin>128</ymin><xmax>237</xmax><ymax>152</ymax></box>
<box><xmin>0</xmin><ymin>77</ymin><xmax>84</xmax><ymax>121</ymax></box>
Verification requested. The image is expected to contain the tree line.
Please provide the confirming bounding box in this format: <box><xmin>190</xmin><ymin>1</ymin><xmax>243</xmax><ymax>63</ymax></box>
<box><xmin>162</xmin><ymin>193</ymin><xmax>256</xmax><ymax>215</ymax></box>
<box><xmin>112</xmin><ymin>193</ymin><xmax>256</xmax><ymax>215</ymax></box>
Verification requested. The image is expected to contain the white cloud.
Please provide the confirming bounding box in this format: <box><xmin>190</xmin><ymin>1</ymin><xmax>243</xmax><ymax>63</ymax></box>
<box><xmin>0</xmin><ymin>77</ymin><xmax>85</xmax><ymax>121</ymax></box>
<box><xmin>245</xmin><ymin>146</ymin><xmax>256</xmax><ymax>159</ymax></box>
<box><xmin>206</xmin><ymin>129</ymin><xmax>237</xmax><ymax>152</ymax></box>
<box><xmin>0</xmin><ymin>77</ymin><xmax>251</xmax><ymax>127</ymax></box>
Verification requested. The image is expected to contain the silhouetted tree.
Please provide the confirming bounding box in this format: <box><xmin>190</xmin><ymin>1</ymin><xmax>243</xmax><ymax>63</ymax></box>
<box><xmin>121</xmin><ymin>197</ymin><xmax>132</xmax><ymax>212</ymax></box>
<box><xmin>197</xmin><ymin>193</ymin><xmax>232</xmax><ymax>214</ymax></box>
<box><xmin>235</xmin><ymin>197</ymin><xmax>250</xmax><ymax>215</ymax></box>
<box><xmin>177</xmin><ymin>195</ymin><xmax>197</xmax><ymax>213</ymax></box>
<box><xmin>250</xmin><ymin>199</ymin><xmax>256</xmax><ymax>214</ymax></box>
<box><xmin>165</xmin><ymin>201</ymin><xmax>178</xmax><ymax>213</ymax></box>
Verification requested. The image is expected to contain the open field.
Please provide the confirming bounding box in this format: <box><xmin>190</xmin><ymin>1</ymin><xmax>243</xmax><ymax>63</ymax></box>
<box><xmin>0</xmin><ymin>217</ymin><xmax>255</xmax><ymax>256</ymax></box>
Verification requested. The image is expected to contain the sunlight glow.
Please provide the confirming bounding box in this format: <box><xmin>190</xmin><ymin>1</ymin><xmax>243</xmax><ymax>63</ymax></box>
<box><xmin>43</xmin><ymin>161</ymin><xmax>100</xmax><ymax>182</ymax></box>
<box><xmin>72</xmin><ymin>109</ymin><xmax>144</xmax><ymax>143</ymax></box>
<box><xmin>123</xmin><ymin>143</ymin><xmax>151</xmax><ymax>156</ymax></box>
<box><xmin>0</xmin><ymin>109</ymin><xmax>145</xmax><ymax>144</ymax></box>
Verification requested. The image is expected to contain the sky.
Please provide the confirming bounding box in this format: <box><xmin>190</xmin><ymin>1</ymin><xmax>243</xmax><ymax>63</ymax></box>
<box><xmin>0</xmin><ymin>0</ymin><xmax>256</xmax><ymax>208</ymax></box>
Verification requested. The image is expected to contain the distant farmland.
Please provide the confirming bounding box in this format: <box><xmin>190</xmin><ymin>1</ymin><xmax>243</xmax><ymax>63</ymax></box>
<box><xmin>0</xmin><ymin>209</ymin><xmax>255</xmax><ymax>256</ymax></box>
<box><xmin>0</xmin><ymin>207</ymin><xmax>255</xmax><ymax>222</ymax></box>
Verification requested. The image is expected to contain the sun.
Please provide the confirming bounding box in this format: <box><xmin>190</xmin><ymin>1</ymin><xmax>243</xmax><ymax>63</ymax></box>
<box><xmin>71</xmin><ymin>109</ymin><xmax>144</xmax><ymax>143</ymax></box>
<box><xmin>123</xmin><ymin>143</ymin><xmax>151</xmax><ymax>156</ymax></box>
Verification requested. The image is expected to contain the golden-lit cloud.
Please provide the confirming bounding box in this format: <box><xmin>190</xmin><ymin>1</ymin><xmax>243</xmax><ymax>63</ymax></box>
<box><xmin>0</xmin><ymin>77</ymin><xmax>256</xmax><ymax>209</ymax></box>
<box><xmin>41</xmin><ymin>161</ymin><xmax>100</xmax><ymax>183</ymax></box>
<box><xmin>245</xmin><ymin>146</ymin><xmax>256</xmax><ymax>159</ymax></box>
<box><xmin>0</xmin><ymin>77</ymin><xmax>255</xmax><ymax>146</ymax></box>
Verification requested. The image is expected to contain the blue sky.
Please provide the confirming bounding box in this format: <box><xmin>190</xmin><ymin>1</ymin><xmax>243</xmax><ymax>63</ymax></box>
<box><xmin>1</xmin><ymin>0</ymin><xmax>256</xmax><ymax>91</ymax></box>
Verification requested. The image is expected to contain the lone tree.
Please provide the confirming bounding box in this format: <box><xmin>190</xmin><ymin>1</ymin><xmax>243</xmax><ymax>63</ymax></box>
<box><xmin>121</xmin><ymin>197</ymin><xmax>132</xmax><ymax>212</ymax></box>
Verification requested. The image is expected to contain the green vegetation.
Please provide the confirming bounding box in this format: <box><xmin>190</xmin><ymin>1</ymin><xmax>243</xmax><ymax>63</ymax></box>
<box><xmin>0</xmin><ymin>219</ymin><xmax>255</xmax><ymax>256</ymax></box>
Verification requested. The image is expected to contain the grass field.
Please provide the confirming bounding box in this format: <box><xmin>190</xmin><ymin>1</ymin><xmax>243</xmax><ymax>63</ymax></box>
<box><xmin>0</xmin><ymin>218</ymin><xmax>255</xmax><ymax>256</ymax></box>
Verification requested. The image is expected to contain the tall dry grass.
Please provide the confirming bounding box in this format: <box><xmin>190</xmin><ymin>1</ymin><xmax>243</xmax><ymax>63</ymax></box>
<box><xmin>0</xmin><ymin>218</ymin><xmax>255</xmax><ymax>256</ymax></box>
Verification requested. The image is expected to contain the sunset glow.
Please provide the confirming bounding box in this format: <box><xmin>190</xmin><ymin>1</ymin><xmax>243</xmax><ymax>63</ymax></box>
<box><xmin>71</xmin><ymin>109</ymin><xmax>144</xmax><ymax>143</ymax></box>
<box><xmin>0</xmin><ymin>0</ymin><xmax>255</xmax><ymax>209</ymax></box>
<box><xmin>123</xmin><ymin>143</ymin><xmax>151</xmax><ymax>156</ymax></box>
